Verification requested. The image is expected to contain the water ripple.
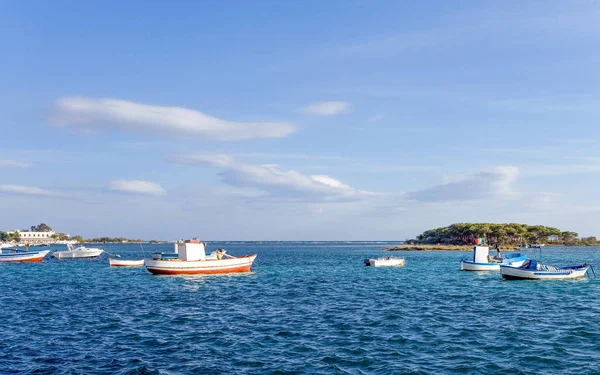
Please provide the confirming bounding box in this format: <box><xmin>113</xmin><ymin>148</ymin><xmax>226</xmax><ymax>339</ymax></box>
<box><xmin>1</xmin><ymin>243</ymin><xmax>600</xmax><ymax>374</ymax></box>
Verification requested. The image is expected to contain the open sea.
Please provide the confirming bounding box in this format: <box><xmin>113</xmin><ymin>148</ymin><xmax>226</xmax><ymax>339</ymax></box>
<box><xmin>1</xmin><ymin>242</ymin><xmax>600</xmax><ymax>374</ymax></box>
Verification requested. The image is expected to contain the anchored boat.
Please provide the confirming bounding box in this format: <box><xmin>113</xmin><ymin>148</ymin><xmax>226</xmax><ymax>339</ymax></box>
<box><xmin>0</xmin><ymin>248</ymin><xmax>50</xmax><ymax>263</ymax></box>
<box><xmin>145</xmin><ymin>239</ymin><xmax>257</xmax><ymax>275</ymax></box>
<box><xmin>109</xmin><ymin>258</ymin><xmax>145</xmax><ymax>267</ymax></box>
<box><xmin>461</xmin><ymin>246</ymin><xmax>528</xmax><ymax>271</ymax></box>
<box><xmin>52</xmin><ymin>243</ymin><xmax>104</xmax><ymax>259</ymax></box>
<box><xmin>364</xmin><ymin>257</ymin><xmax>405</xmax><ymax>267</ymax></box>
<box><xmin>501</xmin><ymin>259</ymin><xmax>591</xmax><ymax>280</ymax></box>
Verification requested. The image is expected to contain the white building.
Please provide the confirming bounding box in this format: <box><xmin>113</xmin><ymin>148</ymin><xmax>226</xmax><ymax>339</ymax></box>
<box><xmin>7</xmin><ymin>230</ymin><xmax>59</xmax><ymax>243</ymax></box>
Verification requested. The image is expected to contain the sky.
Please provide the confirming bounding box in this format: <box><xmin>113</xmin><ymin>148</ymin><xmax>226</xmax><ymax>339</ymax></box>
<box><xmin>1</xmin><ymin>0</ymin><xmax>600</xmax><ymax>240</ymax></box>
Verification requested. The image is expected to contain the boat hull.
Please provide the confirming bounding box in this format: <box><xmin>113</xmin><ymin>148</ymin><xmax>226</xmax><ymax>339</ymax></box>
<box><xmin>461</xmin><ymin>261</ymin><xmax>500</xmax><ymax>271</ymax></box>
<box><xmin>53</xmin><ymin>249</ymin><xmax>104</xmax><ymax>259</ymax></box>
<box><xmin>461</xmin><ymin>255</ymin><xmax>527</xmax><ymax>271</ymax></box>
<box><xmin>109</xmin><ymin>259</ymin><xmax>145</xmax><ymax>267</ymax></box>
<box><xmin>501</xmin><ymin>265</ymin><xmax>589</xmax><ymax>280</ymax></box>
<box><xmin>145</xmin><ymin>254</ymin><xmax>257</xmax><ymax>275</ymax></box>
<box><xmin>0</xmin><ymin>250</ymin><xmax>50</xmax><ymax>263</ymax></box>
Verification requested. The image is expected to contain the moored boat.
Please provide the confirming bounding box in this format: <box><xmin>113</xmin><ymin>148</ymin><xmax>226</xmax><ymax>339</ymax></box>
<box><xmin>0</xmin><ymin>248</ymin><xmax>50</xmax><ymax>263</ymax></box>
<box><xmin>52</xmin><ymin>243</ymin><xmax>104</xmax><ymax>259</ymax></box>
<box><xmin>145</xmin><ymin>240</ymin><xmax>257</xmax><ymax>275</ymax></box>
<box><xmin>364</xmin><ymin>257</ymin><xmax>405</xmax><ymax>267</ymax></box>
<box><xmin>109</xmin><ymin>258</ymin><xmax>145</xmax><ymax>267</ymax></box>
<box><xmin>461</xmin><ymin>246</ymin><xmax>528</xmax><ymax>271</ymax></box>
<box><xmin>501</xmin><ymin>259</ymin><xmax>591</xmax><ymax>280</ymax></box>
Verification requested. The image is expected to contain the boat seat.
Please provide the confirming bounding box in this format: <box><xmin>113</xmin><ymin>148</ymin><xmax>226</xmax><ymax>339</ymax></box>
<box><xmin>538</xmin><ymin>264</ymin><xmax>561</xmax><ymax>272</ymax></box>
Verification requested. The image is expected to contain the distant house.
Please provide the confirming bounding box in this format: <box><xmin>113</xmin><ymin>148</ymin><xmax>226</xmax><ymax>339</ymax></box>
<box><xmin>6</xmin><ymin>230</ymin><xmax>68</xmax><ymax>243</ymax></box>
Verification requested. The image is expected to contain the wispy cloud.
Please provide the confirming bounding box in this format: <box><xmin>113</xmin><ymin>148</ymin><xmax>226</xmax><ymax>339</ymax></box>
<box><xmin>0</xmin><ymin>185</ymin><xmax>57</xmax><ymax>196</ymax></box>
<box><xmin>405</xmin><ymin>166</ymin><xmax>519</xmax><ymax>203</ymax></box>
<box><xmin>0</xmin><ymin>160</ymin><xmax>31</xmax><ymax>168</ymax></box>
<box><xmin>300</xmin><ymin>101</ymin><xmax>351</xmax><ymax>116</ymax></box>
<box><xmin>109</xmin><ymin>180</ymin><xmax>167</xmax><ymax>196</ymax></box>
<box><xmin>367</xmin><ymin>114</ymin><xmax>385</xmax><ymax>123</ymax></box>
<box><xmin>50</xmin><ymin>97</ymin><xmax>296</xmax><ymax>141</ymax></box>
<box><xmin>170</xmin><ymin>153</ymin><xmax>374</xmax><ymax>201</ymax></box>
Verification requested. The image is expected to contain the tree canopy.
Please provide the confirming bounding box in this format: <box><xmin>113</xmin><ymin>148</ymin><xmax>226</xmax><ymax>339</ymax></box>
<box><xmin>29</xmin><ymin>223</ymin><xmax>53</xmax><ymax>232</ymax></box>
<box><xmin>412</xmin><ymin>223</ymin><xmax>597</xmax><ymax>246</ymax></box>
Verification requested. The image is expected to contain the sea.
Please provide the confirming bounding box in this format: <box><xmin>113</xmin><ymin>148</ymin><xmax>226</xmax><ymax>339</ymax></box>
<box><xmin>1</xmin><ymin>242</ymin><xmax>600</xmax><ymax>374</ymax></box>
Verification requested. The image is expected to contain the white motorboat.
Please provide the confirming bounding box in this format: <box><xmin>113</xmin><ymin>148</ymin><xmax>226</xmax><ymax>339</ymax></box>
<box><xmin>145</xmin><ymin>240</ymin><xmax>256</xmax><ymax>275</ymax></box>
<box><xmin>364</xmin><ymin>257</ymin><xmax>405</xmax><ymax>267</ymax></box>
<box><xmin>461</xmin><ymin>246</ymin><xmax>528</xmax><ymax>271</ymax></box>
<box><xmin>52</xmin><ymin>244</ymin><xmax>104</xmax><ymax>259</ymax></box>
<box><xmin>501</xmin><ymin>259</ymin><xmax>591</xmax><ymax>280</ymax></box>
<box><xmin>109</xmin><ymin>258</ymin><xmax>145</xmax><ymax>267</ymax></box>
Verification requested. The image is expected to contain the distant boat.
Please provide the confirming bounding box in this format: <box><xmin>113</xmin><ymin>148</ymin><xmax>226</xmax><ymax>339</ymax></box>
<box><xmin>52</xmin><ymin>244</ymin><xmax>104</xmax><ymax>259</ymax></box>
<box><xmin>109</xmin><ymin>258</ymin><xmax>144</xmax><ymax>267</ymax></box>
<box><xmin>501</xmin><ymin>260</ymin><xmax>591</xmax><ymax>280</ymax></box>
<box><xmin>364</xmin><ymin>257</ymin><xmax>405</xmax><ymax>267</ymax></box>
<box><xmin>145</xmin><ymin>240</ymin><xmax>256</xmax><ymax>275</ymax></box>
<box><xmin>0</xmin><ymin>248</ymin><xmax>50</xmax><ymax>263</ymax></box>
<box><xmin>461</xmin><ymin>246</ymin><xmax>528</xmax><ymax>271</ymax></box>
<box><xmin>521</xmin><ymin>243</ymin><xmax>545</xmax><ymax>249</ymax></box>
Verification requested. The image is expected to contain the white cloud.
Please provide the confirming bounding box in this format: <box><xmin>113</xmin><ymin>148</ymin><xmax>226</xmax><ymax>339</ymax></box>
<box><xmin>405</xmin><ymin>166</ymin><xmax>519</xmax><ymax>203</ymax></box>
<box><xmin>0</xmin><ymin>160</ymin><xmax>31</xmax><ymax>168</ymax></box>
<box><xmin>170</xmin><ymin>153</ymin><xmax>374</xmax><ymax>201</ymax></box>
<box><xmin>0</xmin><ymin>185</ymin><xmax>57</xmax><ymax>196</ymax></box>
<box><xmin>367</xmin><ymin>114</ymin><xmax>384</xmax><ymax>122</ymax></box>
<box><xmin>300</xmin><ymin>101</ymin><xmax>351</xmax><ymax>116</ymax></box>
<box><xmin>109</xmin><ymin>180</ymin><xmax>167</xmax><ymax>196</ymax></box>
<box><xmin>50</xmin><ymin>97</ymin><xmax>296</xmax><ymax>141</ymax></box>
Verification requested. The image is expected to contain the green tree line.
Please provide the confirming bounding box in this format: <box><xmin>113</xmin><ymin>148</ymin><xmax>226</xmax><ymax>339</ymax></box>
<box><xmin>412</xmin><ymin>223</ymin><xmax>598</xmax><ymax>246</ymax></box>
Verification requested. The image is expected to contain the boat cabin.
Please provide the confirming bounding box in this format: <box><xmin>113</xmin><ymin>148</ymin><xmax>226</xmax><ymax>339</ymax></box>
<box><xmin>472</xmin><ymin>246</ymin><xmax>490</xmax><ymax>263</ymax></box>
<box><xmin>175</xmin><ymin>239</ymin><xmax>208</xmax><ymax>261</ymax></box>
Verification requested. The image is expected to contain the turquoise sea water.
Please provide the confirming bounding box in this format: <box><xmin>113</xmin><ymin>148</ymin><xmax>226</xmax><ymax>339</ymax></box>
<box><xmin>1</xmin><ymin>242</ymin><xmax>600</xmax><ymax>374</ymax></box>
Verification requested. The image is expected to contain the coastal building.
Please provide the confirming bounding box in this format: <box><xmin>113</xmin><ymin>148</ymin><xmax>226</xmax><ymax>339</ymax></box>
<box><xmin>6</xmin><ymin>230</ymin><xmax>67</xmax><ymax>243</ymax></box>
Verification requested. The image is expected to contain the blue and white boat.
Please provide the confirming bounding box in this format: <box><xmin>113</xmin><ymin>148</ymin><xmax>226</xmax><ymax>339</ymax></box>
<box><xmin>501</xmin><ymin>259</ymin><xmax>591</xmax><ymax>280</ymax></box>
<box><xmin>0</xmin><ymin>248</ymin><xmax>50</xmax><ymax>263</ymax></box>
<box><xmin>461</xmin><ymin>246</ymin><xmax>528</xmax><ymax>271</ymax></box>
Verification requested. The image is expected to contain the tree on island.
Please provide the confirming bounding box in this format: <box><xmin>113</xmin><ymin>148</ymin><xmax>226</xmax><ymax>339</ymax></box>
<box><xmin>414</xmin><ymin>223</ymin><xmax>598</xmax><ymax>246</ymax></box>
<box><xmin>29</xmin><ymin>223</ymin><xmax>53</xmax><ymax>232</ymax></box>
<box><xmin>0</xmin><ymin>231</ymin><xmax>21</xmax><ymax>242</ymax></box>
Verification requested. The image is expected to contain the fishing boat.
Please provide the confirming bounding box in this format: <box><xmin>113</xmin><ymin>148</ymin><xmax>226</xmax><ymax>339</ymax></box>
<box><xmin>501</xmin><ymin>259</ymin><xmax>591</xmax><ymax>280</ymax></box>
<box><xmin>145</xmin><ymin>239</ymin><xmax>257</xmax><ymax>275</ymax></box>
<box><xmin>364</xmin><ymin>257</ymin><xmax>405</xmax><ymax>267</ymax></box>
<box><xmin>461</xmin><ymin>246</ymin><xmax>528</xmax><ymax>271</ymax></box>
<box><xmin>52</xmin><ymin>243</ymin><xmax>104</xmax><ymax>259</ymax></box>
<box><xmin>0</xmin><ymin>248</ymin><xmax>50</xmax><ymax>262</ymax></box>
<box><xmin>109</xmin><ymin>258</ymin><xmax>145</xmax><ymax>267</ymax></box>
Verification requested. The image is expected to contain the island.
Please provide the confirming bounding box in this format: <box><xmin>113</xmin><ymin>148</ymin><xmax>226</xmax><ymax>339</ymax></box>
<box><xmin>386</xmin><ymin>223</ymin><xmax>600</xmax><ymax>251</ymax></box>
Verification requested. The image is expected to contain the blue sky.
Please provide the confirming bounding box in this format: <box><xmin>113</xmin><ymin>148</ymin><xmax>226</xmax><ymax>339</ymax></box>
<box><xmin>2</xmin><ymin>0</ymin><xmax>600</xmax><ymax>240</ymax></box>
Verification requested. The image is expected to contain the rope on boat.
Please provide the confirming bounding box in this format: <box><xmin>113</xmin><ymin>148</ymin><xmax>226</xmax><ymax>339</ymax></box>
<box><xmin>588</xmin><ymin>264</ymin><xmax>596</xmax><ymax>279</ymax></box>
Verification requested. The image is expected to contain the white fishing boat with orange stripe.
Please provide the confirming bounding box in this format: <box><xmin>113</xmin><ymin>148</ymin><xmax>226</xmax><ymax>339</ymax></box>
<box><xmin>145</xmin><ymin>239</ymin><xmax>257</xmax><ymax>275</ymax></box>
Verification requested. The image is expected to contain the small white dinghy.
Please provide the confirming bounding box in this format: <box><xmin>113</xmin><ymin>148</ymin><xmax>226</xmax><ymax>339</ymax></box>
<box><xmin>52</xmin><ymin>243</ymin><xmax>104</xmax><ymax>259</ymax></box>
<box><xmin>364</xmin><ymin>257</ymin><xmax>405</xmax><ymax>267</ymax></box>
<box><xmin>109</xmin><ymin>258</ymin><xmax>145</xmax><ymax>267</ymax></box>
